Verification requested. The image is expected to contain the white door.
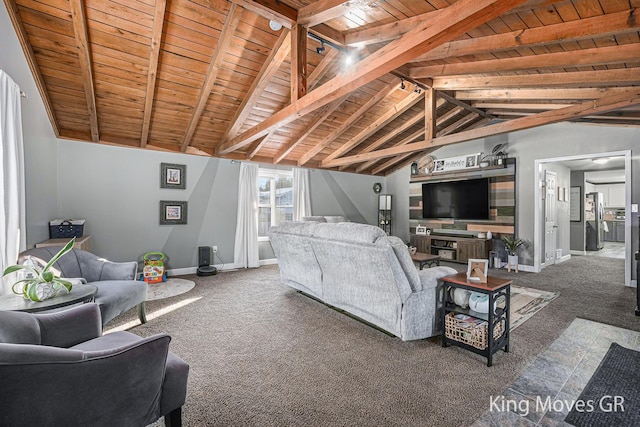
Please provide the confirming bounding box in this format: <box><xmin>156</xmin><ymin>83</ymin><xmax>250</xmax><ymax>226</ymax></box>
<box><xmin>544</xmin><ymin>170</ymin><xmax>557</xmax><ymax>266</ymax></box>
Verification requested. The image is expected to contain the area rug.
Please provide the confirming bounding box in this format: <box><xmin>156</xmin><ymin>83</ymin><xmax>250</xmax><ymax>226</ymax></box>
<box><xmin>510</xmin><ymin>285</ymin><xmax>559</xmax><ymax>330</ymax></box>
<box><xmin>565</xmin><ymin>342</ymin><xmax>640</xmax><ymax>427</ymax></box>
<box><xmin>145</xmin><ymin>278</ymin><xmax>195</xmax><ymax>301</ymax></box>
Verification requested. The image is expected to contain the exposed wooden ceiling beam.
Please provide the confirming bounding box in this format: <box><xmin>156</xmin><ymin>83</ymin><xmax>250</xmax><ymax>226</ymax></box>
<box><xmin>308</xmin><ymin>48</ymin><xmax>340</xmax><ymax>91</ymax></box>
<box><xmin>224</xmin><ymin>30</ymin><xmax>291</xmax><ymax>141</ymax></box>
<box><xmin>297</xmin><ymin>81</ymin><xmax>398</xmax><ymax>166</ymax></box>
<box><xmin>140</xmin><ymin>0</ymin><xmax>167</xmax><ymax>148</ymax></box>
<box><xmin>456</xmin><ymin>87</ymin><xmax>639</xmax><ymax>101</ymax></box>
<box><xmin>322</xmin><ymin>91</ymin><xmax>424</xmax><ymax>165</ymax></box>
<box><xmin>274</xmin><ymin>96</ymin><xmax>346</xmax><ymax>163</ymax></box>
<box><xmin>477</xmin><ymin>102</ymin><xmax>574</xmax><ymax>110</ymax></box>
<box><xmin>410</xmin><ymin>44</ymin><xmax>640</xmax><ymax>79</ymax></box>
<box><xmin>437</xmin><ymin>112</ymin><xmax>480</xmax><ymax>137</ymax></box>
<box><xmin>217</xmin><ymin>0</ymin><xmax>529</xmax><ymax>155</ymax></box>
<box><xmin>69</xmin><ymin>0</ymin><xmax>99</xmax><ymax>143</ymax></box>
<box><xmin>181</xmin><ymin>4</ymin><xmax>243</xmax><ymax>152</ymax></box>
<box><xmin>308</xmin><ymin>24</ymin><xmax>346</xmax><ymax>46</ymax></box>
<box><xmin>4</xmin><ymin>0</ymin><xmax>59</xmax><ymax>137</ymax></box>
<box><xmin>298</xmin><ymin>0</ymin><xmax>349</xmax><ymax>27</ymax></box>
<box><xmin>356</xmin><ymin>126</ymin><xmax>425</xmax><ymax>173</ymax></box>
<box><xmin>235</xmin><ymin>0</ymin><xmax>296</xmax><ymax>28</ymax></box>
<box><xmin>409</xmin><ymin>8</ymin><xmax>640</xmax><ymax>64</ymax></box>
<box><xmin>377</xmin><ymin>152</ymin><xmax>424</xmax><ymax>176</ymax></box>
<box><xmin>431</xmin><ymin>69</ymin><xmax>640</xmax><ymax>90</ymax></box>
<box><xmin>321</xmin><ymin>88</ymin><xmax>640</xmax><ymax>168</ymax></box>
<box><xmin>246</xmin><ymin>132</ymin><xmax>274</xmax><ymax>160</ymax></box>
<box><xmin>291</xmin><ymin>24</ymin><xmax>307</xmax><ymax>102</ymax></box>
<box><xmin>424</xmin><ymin>88</ymin><xmax>436</xmax><ymax>141</ymax></box>
<box><xmin>438</xmin><ymin>91</ymin><xmax>493</xmax><ymax>120</ymax></box>
<box><xmin>436</xmin><ymin>106</ymin><xmax>465</xmax><ymax>124</ymax></box>
<box><xmin>344</xmin><ymin>9</ymin><xmax>441</xmax><ymax>47</ymax></box>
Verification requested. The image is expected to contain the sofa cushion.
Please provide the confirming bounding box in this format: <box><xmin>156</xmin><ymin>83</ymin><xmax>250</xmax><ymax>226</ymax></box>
<box><xmin>380</xmin><ymin>236</ymin><xmax>422</xmax><ymax>292</ymax></box>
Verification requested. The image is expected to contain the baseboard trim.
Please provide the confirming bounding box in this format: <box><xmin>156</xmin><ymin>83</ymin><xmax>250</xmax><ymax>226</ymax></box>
<box><xmin>570</xmin><ymin>250</ymin><xmax>587</xmax><ymax>256</ymax></box>
<box><xmin>556</xmin><ymin>254</ymin><xmax>571</xmax><ymax>264</ymax></box>
<box><xmin>260</xmin><ymin>258</ymin><xmax>278</xmax><ymax>266</ymax></box>
<box><xmin>167</xmin><ymin>260</ymin><xmax>275</xmax><ymax>277</ymax></box>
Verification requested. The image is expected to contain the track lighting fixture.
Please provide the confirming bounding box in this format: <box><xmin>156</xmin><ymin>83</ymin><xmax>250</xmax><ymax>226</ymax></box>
<box><xmin>414</xmin><ymin>84</ymin><xmax>422</xmax><ymax>94</ymax></box>
<box><xmin>400</xmin><ymin>79</ymin><xmax>405</xmax><ymax>90</ymax></box>
<box><xmin>316</xmin><ymin>41</ymin><xmax>325</xmax><ymax>54</ymax></box>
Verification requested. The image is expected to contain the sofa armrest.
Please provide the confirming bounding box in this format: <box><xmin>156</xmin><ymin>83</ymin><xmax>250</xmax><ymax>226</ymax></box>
<box><xmin>35</xmin><ymin>303</ymin><xmax>102</xmax><ymax>348</ymax></box>
<box><xmin>99</xmin><ymin>260</ymin><xmax>138</xmax><ymax>281</ymax></box>
<box><xmin>417</xmin><ymin>266</ymin><xmax>458</xmax><ymax>290</ymax></box>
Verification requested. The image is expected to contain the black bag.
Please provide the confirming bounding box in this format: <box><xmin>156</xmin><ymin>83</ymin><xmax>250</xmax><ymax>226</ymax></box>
<box><xmin>49</xmin><ymin>219</ymin><xmax>84</xmax><ymax>239</ymax></box>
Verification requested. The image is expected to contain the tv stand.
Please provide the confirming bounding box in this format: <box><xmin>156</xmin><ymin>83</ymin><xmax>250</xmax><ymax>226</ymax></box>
<box><xmin>410</xmin><ymin>234</ymin><xmax>492</xmax><ymax>264</ymax></box>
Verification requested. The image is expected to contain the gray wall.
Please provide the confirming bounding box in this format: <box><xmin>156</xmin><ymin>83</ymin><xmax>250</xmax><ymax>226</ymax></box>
<box><xmin>56</xmin><ymin>140</ymin><xmax>381</xmax><ymax>269</ymax></box>
<box><xmin>388</xmin><ymin>122</ymin><xmax>639</xmax><ymax>271</ymax></box>
<box><xmin>1</xmin><ymin>3</ymin><xmax>58</xmax><ymax>247</ymax></box>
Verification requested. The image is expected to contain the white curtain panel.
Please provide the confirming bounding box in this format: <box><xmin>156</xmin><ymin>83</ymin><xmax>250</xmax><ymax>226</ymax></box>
<box><xmin>0</xmin><ymin>70</ymin><xmax>26</xmax><ymax>294</ymax></box>
<box><xmin>233</xmin><ymin>162</ymin><xmax>259</xmax><ymax>268</ymax></box>
<box><xmin>292</xmin><ymin>167</ymin><xmax>311</xmax><ymax>221</ymax></box>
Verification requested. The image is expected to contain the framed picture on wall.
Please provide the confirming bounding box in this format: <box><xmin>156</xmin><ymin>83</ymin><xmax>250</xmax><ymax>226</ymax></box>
<box><xmin>160</xmin><ymin>163</ymin><xmax>186</xmax><ymax>189</ymax></box>
<box><xmin>160</xmin><ymin>201</ymin><xmax>188</xmax><ymax>225</ymax></box>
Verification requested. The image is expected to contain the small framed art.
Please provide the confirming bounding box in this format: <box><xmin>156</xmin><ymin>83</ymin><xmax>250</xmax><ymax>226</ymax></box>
<box><xmin>160</xmin><ymin>201</ymin><xmax>188</xmax><ymax>225</ymax></box>
<box><xmin>160</xmin><ymin>163</ymin><xmax>186</xmax><ymax>189</ymax></box>
<box><xmin>467</xmin><ymin>259</ymin><xmax>488</xmax><ymax>283</ymax></box>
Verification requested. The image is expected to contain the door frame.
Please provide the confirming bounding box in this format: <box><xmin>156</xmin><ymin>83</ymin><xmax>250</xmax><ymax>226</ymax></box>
<box><xmin>533</xmin><ymin>150</ymin><xmax>632</xmax><ymax>287</ymax></box>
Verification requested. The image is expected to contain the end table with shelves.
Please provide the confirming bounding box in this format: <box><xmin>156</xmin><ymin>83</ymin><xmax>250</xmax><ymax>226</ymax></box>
<box><xmin>441</xmin><ymin>273</ymin><xmax>511</xmax><ymax>366</ymax></box>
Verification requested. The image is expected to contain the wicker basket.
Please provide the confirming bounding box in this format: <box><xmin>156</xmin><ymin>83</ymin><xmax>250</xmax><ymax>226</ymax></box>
<box><xmin>445</xmin><ymin>312</ymin><xmax>504</xmax><ymax>350</ymax></box>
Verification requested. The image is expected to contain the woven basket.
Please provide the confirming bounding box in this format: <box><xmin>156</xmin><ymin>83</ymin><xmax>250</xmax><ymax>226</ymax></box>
<box><xmin>445</xmin><ymin>312</ymin><xmax>504</xmax><ymax>350</ymax></box>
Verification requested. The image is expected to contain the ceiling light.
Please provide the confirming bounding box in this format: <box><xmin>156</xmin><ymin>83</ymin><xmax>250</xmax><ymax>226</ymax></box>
<box><xmin>593</xmin><ymin>158</ymin><xmax>609</xmax><ymax>164</ymax></box>
<box><xmin>345</xmin><ymin>54</ymin><xmax>355</xmax><ymax>66</ymax></box>
<box><xmin>316</xmin><ymin>41</ymin><xmax>325</xmax><ymax>54</ymax></box>
<box><xmin>269</xmin><ymin>20</ymin><xmax>282</xmax><ymax>31</ymax></box>
<box><xmin>400</xmin><ymin>79</ymin><xmax>405</xmax><ymax>90</ymax></box>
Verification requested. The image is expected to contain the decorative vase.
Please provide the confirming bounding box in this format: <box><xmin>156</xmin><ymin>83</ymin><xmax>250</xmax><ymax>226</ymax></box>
<box><xmin>486</xmin><ymin>230</ymin><xmax>492</xmax><ymax>240</ymax></box>
<box><xmin>24</xmin><ymin>282</ymin><xmax>57</xmax><ymax>301</ymax></box>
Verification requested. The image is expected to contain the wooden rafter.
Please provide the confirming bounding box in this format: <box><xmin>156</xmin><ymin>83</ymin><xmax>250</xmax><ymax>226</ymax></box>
<box><xmin>298</xmin><ymin>0</ymin><xmax>349</xmax><ymax>26</ymax></box>
<box><xmin>344</xmin><ymin>9</ymin><xmax>442</xmax><ymax>47</ymax></box>
<box><xmin>431</xmin><ymin>69</ymin><xmax>640</xmax><ymax>91</ymax></box>
<box><xmin>321</xmin><ymin>90</ymin><xmax>424</xmax><ymax>165</ymax></box>
<box><xmin>297</xmin><ymin>81</ymin><xmax>398</xmax><ymax>166</ymax></box>
<box><xmin>410</xmin><ymin>44</ymin><xmax>640</xmax><ymax>79</ymax></box>
<box><xmin>235</xmin><ymin>0</ymin><xmax>296</xmax><ymax>28</ymax></box>
<box><xmin>69</xmin><ymin>0</ymin><xmax>99</xmax><ymax>143</ymax></box>
<box><xmin>291</xmin><ymin>24</ymin><xmax>307</xmax><ymax>102</ymax></box>
<box><xmin>409</xmin><ymin>8</ymin><xmax>640</xmax><ymax>64</ymax></box>
<box><xmin>437</xmin><ymin>112</ymin><xmax>480</xmax><ymax>137</ymax></box>
<box><xmin>438</xmin><ymin>91</ymin><xmax>493</xmax><ymax>119</ymax></box>
<box><xmin>3</xmin><ymin>0</ymin><xmax>59</xmax><ymax>136</ymax></box>
<box><xmin>181</xmin><ymin>3</ymin><xmax>242</xmax><ymax>152</ymax></box>
<box><xmin>308</xmin><ymin>48</ymin><xmax>340</xmax><ymax>91</ymax></box>
<box><xmin>424</xmin><ymin>88</ymin><xmax>436</xmax><ymax>140</ymax></box>
<box><xmin>436</xmin><ymin>106</ymin><xmax>465</xmax><ymax>125</ymax></box>
<box><xmin>246</xmin><ymin>132</ymin><xmax>275</xmax><ymax>160</ymax></box>
<box><xmin>373</xmin><ymin>151</ymin><xmax>424</xmax><ymax>176</ymax></box>
<box><xmin>274</xmin><ymin>96</ymin><xmax>346</xmax><ymax>163</ymax></box>
<box><xmin>140</xmin><ymin>0</ymin><xmax>167</xmax><ymax>148</ymax></box>
<box><xmin>216</xmin><ymin>0</ymin><xmax>530</xmax><ymax>155</ymax></box>
<box><xmin>224</xmin><ymin>30</ymin><xmax>291</xmax><ymax>141</ymax></box>
<box><xmin>455</xmin><ymin>87</ymin><xmax>639</xmax><ymax>101</ymax></box>
<box><xmin>355</xmin><ymin>119</ymin><xmax>424</xmax><ymax>173</ymax></box>
<box><xmin>321</xmin><ymin>88</ymin><xmax>640</xmax><ymax>168</ymax></box>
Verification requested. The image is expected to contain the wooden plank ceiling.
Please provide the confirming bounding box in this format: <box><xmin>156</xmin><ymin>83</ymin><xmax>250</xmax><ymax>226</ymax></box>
<box><xmin>5</xmin><ymin>0</ymin><xmax>640</xmax><ymax>175</ymax></box>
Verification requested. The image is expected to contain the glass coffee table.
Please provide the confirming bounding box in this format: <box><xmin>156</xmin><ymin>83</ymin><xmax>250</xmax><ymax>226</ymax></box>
<box><xmin>0</xmin><ymin>284</ymin><xmax>97</xmax><ymax>313</ymax></box>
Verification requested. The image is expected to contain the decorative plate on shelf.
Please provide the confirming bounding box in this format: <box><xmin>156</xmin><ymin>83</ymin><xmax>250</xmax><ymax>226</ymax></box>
<box><xmin>417</xmin><ymin>155</ymin><xmax>435</xmax><ymax>175</ymax></box>
<box><xmin>373</xmin><ymin>182</ymin><xmax>382</xmax><ymax>194</ymax></box>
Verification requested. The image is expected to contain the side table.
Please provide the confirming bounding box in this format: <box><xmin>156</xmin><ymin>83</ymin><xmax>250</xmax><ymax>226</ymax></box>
<box><xmin>411</xmin><ymin>252</ymin><xmax>441</xmax><ymax>270</ymax></box>
<box><xmin>441</xmin><ymin>273</ymin><xmax>511</xmax><ymax>366</ymax></box>
<box><xmin>0</xmin><ymin>284</ymin><xmax>97</xmax><ymax>313</ymax></box>
<box><xmin>36</xmin><ymin>235</ymin><xmax>91</xmax><ymax>252</ymax></box>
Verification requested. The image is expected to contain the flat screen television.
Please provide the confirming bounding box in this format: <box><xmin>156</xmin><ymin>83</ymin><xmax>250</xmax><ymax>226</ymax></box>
<box><xmin>422</xmin><ymin>178</ymin><xmax>490</xmax><ymax>220</ymax></box>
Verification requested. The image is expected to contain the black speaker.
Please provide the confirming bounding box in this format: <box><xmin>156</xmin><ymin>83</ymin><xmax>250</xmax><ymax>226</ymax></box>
<box><xmin>198</xmin><ymin>246</ymin><xmax>211</xmax><ymax>267</ymax></box>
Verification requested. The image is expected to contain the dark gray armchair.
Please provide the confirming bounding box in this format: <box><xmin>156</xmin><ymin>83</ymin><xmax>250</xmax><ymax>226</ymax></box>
<box><xmin>18</xmin><ymin>247</ymin><xmax>147</xmax><ymax>326</ymax></box>
<box><xmin>0</xmin><ymin>303</ymin><xmax>189</xmax><ymax>426</ymax></box>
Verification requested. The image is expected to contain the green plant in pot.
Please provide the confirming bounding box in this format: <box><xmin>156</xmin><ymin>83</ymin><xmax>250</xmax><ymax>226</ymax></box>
<box><xmin>502</xmin><ymin>235</ymin><xmax>525</xmax><ymax>271</ymax></box>
<box><xmin>2</xmin><ymin>238</ymin><xmax>75</xmax><ymax>302</ymax></box>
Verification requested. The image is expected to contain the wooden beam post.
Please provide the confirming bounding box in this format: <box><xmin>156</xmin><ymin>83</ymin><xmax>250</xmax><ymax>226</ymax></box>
<box><xmin>424</xmin><ymin>88</ymin><xmax>436</xmax><ymax>141</ymax></box>
<box><xmin>291</xmin><ymin>24</ymin><xmax>308</xmax><ymax>102</ymax></box>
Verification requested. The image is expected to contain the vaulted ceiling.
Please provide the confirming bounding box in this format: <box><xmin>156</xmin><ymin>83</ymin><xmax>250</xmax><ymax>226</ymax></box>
<box><xmin>5</xmin><ymin>0</ymin><xmax>640</xmax><ymax>175</ymax></box>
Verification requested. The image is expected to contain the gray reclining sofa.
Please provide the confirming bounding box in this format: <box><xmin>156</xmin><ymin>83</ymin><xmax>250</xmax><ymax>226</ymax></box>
<box><xmin>269</xmin><ymin>221</ymin><xmax>457</xmax><ymax>341</ymax></box>
<box><xmin>18</xmin><ymin>247</ymin><xmax>147</xmax><ymax>327</ymax></box>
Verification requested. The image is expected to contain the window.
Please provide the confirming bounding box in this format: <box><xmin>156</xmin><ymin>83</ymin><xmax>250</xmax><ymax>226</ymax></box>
<box><xmin>258</xmin><ymin>168</ymin><xmax>293</xmax><ymax>239</ymax></box>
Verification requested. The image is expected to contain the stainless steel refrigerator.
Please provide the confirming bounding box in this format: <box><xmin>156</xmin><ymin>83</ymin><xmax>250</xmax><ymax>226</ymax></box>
<box><xmin>585</xmin><ymin>192</ymin><xmax>604</xmax><ymax>251</ymax></box>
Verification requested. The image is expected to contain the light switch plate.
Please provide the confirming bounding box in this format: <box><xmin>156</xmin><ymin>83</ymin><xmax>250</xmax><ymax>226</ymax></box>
<box><xmin>632</xmin><ymin>204</ymin><xmax>638</xmax><ymax>213</ymax></box>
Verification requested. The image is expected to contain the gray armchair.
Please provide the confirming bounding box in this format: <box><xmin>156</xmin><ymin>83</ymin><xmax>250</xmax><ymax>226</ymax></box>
<box><xmin>18</xmin><ymin>247</ymin><xmax>147</xmax><ymax>326</ymax></box>
<box><xmin>0</xmin><ymin>303</ymin><xmax>189</xmax><ymax>426</ymax></box>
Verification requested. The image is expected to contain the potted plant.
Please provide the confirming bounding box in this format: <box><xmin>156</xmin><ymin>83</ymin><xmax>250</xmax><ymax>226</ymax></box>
<box><xmin>2</xmin><ymin>238</ymin><xmax>75</xmax><ymax>302</ymax></box>
<box><xmin>502</xmin><ymin>235</ymin><xmax>525</xmax><ymax>271</ymax></box>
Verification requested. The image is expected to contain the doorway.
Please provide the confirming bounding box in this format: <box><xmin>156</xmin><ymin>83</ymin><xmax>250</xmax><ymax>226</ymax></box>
<box><xmin>533</xmin><ymin>150</ymin><xmax>632</xmax><ymax>287</ymax></box>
